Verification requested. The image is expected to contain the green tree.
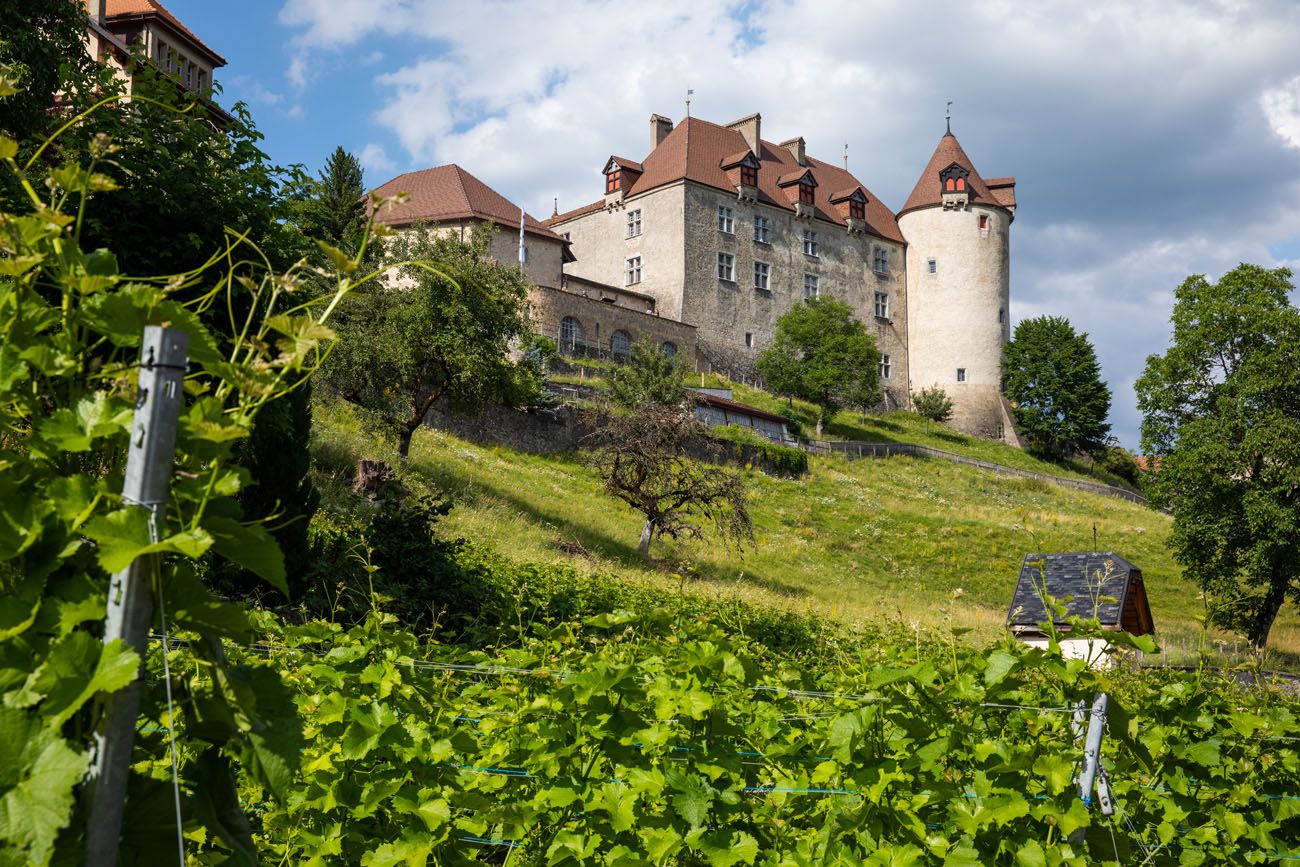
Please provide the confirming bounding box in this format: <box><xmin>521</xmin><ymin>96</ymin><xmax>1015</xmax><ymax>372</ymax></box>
<box><xmin>0</xmin><ymin>0</ymin><xmax>104</xmax><ymax>146</ymax></box>
<box><xmin>1002</xmin><ymin>315</ymin><xmax>1111</xmax><ymax>458</ymax></box>
<box><xmin>292</xmin><ymin>145</ymin><xmax>366</xmax><ymax>255</ymax></box>
<box><xmin>322</xmin><ymin>224</ymin><xmax>536</xmax><ymax>457</ymax></box>
<box><xmin>756</xmin><ymin>298</ymin><xmax>880</xmax><ymax>436</ymax></box>
<box><xmin>912</xmin><ymin>386</ymin><xmax>954</xmax><ymax>435</ymax></box>
<box><xmin>609</xmin><ymin>338</ymin><xmax>687</xmax><ymax>408</ymax></box>
<box><xmin>1135</xmin><ymin>264</ymin><xmax>1300</xmax><ymax>648</ymax></box>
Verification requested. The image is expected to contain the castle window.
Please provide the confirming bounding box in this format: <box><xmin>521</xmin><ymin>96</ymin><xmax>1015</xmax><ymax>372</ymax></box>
<box><xmin>753</xmin><ymin>261</ymin><xmax>771</xmax><ymax>292</ymax></box>
<box><xmin>559</xmin><ymin>316</ymin><xmax>584</xmax><ymax>353</ymax></box>
<box><xmin>661</xmin><ymin>341</ymin><xmax>677</xmax><ymax>357</ymax></box>
<box><xmin>803</xmin><ymin>229</ymin><xmax>818</xmax><ymax>257</ymax></box>
<box><xmin>849</xmin><ymin>198</ymin><xmax>866</xmax><ymax>220</ymax></box>
<box><xmin>740</xmin><ymin>164</ymin><xmax>758</xmax><ymax>187</ymax></box>
<box><xmin>873</xmin><ymin>247</ymin><xmax>889</xmax><ymax>274</ymax></box>
<box><xmin>754</xmin><ymin>216</ymin><xmax>770</xmax><ymax>244</ymax></box>
<box><xmin>803</xmin><ymin>273</ymin><xmax>819</xmax><ymax>299</ymax></box>
<box><xmin>605</xmin><ymin>169</ymin><xmax>621</xmax><ymax>194</ymax></box>
<box><xmin>798</xmin><ymin>181</ymin><xmax>814</xmax><ymax>205</ymax></box>
<box><xmin>745</xmin><ymin>332</ymin><xmax>753</xmax><ymax>349</ymax></box>
<box><xmin>874</xmin><ymin>292</ymin><xmax>889</xmax><ymax>319</ymax></box>
<box><xmin>717</xmin><ymin>252</ymin><xmax>735</xmax><ymax>281</ymax></box>
<box><xmin>880</xmin><ymin>354</ymin><xmax>891</xmax><ymax>380</ymax></box>
<box><xmin>956</xmin><ymin>368</ymin><xmax>967</xmax><ymax>383</ymax></box>
<box><xmin>625</xmin><ymin>255</ymin><xmax>641</xmax><ymax>285</ymax></box>
<box><xmin>718</xmin><ymin>205</ymin><xmax>734</xmax><ymax>234</ymax></box>
<box><xmin>610</xmin><ymin>329</ymin><xmax>631</xmax><ymax>360</ymax></box>
<box><xmin>626</xmin><ymin>209</ymin><xmax>641</xmax><ymax>238</ymax></box>
<box><xmin>979</xmin><ymin>214</ymin><xmax>989</xmax><ymax>236</ymax></box>
<box><xmin>998</xmin><ymin>308</ymin><xmax>1006</xmax><ymax>324</ymax></box>
<box><xmin>940</xmin><ymin>163</ymin><xmax>970</xmax><ymax>195</ymax></box>
<box><xmin>927</xmin><ymin>258</ymin><xmax>937</xmax><ymax>274</ymax></box>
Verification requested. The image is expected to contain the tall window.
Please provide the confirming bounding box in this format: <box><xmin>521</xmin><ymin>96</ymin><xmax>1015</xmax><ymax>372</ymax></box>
<box><xmin>717</xmin><ymin>252</ymin><xmax>735</xmax><ymax>281</ymax></box>
<box><xmin>610</xmin><ymin>330</ymin><xmax>631</xmax><ymax>360</ymax></box>
<box><xmin>979</xmin><ymin>214</ymin><xmax>990</xmax><ymax>236</ymax></box>
<box><xmin>625</xmin><ymin>255</ymin><xmax>641</xmax><ymax>285</ymax></box>
<box><xmin>849</xmin><ymin>198</ymin><xmax>866</xmax><ymax>220</ymax></box>
<box><xmin>605</xmin><ymin>169</ymin><xmax>621</xmax><ymax>194</ymax></box>
<box><xmin>880</xmin><ymin>354</ymin><xmax>891</xmax><ymax>380</ymax></box>
<box><xmin>873</xmin><ymin>247</ymin><xmax>889</xmax><ymax>274</ymax></box>
<box><xmin>803</xmin><ymin>229</ymin><xmax>818</xmax><ymax>257</ymax></box>
<box><xmin>745</xmin><ymin>332</ymin><xmax>753</xmax><ymax>349</ymax></box>
<box><xmin>753</xmin><ymin>261</ymin><xmax>771</xmax><ymax>291</ymax></box>
<box><xmin>956</xmin><ymin>368</ymin><xmax>967</xmax><ymax>383</ymax></box>
<box><xmin>754</xmin><ymin>215</ymin><xmax>770</xmax><ymax>243</ymax></box>
<box><xmin>803</xmin><ymin>273</ymin><xmax>819</xmax><ymax>299</ymax></box>
<box><xmin>718</xmin><ymin>205</ymin><xmax>734</xmax><ymax>234</ymax></box>
<box><xmin>927</xmin><ymin>258</ymin><xmax>937</xmax><ymax>274</ymax></box>
<box><xmin>626</xmin><ymin>209</ymin><xmax>642</xmax><ymax>238</ymax></box>
<box><xmin>874</xmin><ymin>291</ymin><xmax>889</xmax><ymax>319</ymax></box>
<box><xmin>798</xmin><ymin>181</ymin><xmax>814</xmax><ymax>205</ymax></box>
<box><xmin>740</xmin><ymin>164</ymin><xmax>758</xmax><ymax>187</ymax></box>
<box><xmin>559</xmin><ymin>316</ymin><xmax>584</xmax><ymax>352</ymax></box>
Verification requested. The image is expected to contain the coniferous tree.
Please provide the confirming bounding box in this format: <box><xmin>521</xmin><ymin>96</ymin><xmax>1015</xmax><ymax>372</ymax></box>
<box><xmin>1001</xmin><ymin>316</ymin><xmax>1110</xmax><ymax>458</ymax></box>
<box><xmin>294</xmin><ymin>146</ymin><xmax>367</xmax><ymax>255</ymax></box>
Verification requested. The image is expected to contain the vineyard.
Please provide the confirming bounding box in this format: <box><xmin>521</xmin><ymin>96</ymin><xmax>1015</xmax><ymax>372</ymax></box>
<box><xmin>149</xmin><ymin>605</ymin><xmax>1299</xmax><ymax>865</ymax></box>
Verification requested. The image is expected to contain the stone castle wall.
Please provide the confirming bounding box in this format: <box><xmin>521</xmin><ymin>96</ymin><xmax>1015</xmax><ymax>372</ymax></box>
<box><xmin>529</xmin><ymin>284</ymin><xmax>698</xmax><ymax>365</ymax></box>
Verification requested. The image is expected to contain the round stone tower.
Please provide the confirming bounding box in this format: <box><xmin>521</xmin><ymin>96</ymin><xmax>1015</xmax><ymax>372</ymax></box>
<box><xmin>898</xmin><ymin>129</ymin><xmax>1017</xmax><ymax>442</ymax></box>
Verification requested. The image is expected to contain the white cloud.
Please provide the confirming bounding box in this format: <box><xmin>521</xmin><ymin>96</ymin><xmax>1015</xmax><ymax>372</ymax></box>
<box><xmin>358</xmin><ymin>142</ymin><xmax>396</xmax><ymax>177</ymax></box>
<box><xmin>277</xmin><ymin>0</ymin><xmax>1300</xmax><ymax>447</ymax></box>
<box><xmin>1261</xmin><ymin>75</ymin><xmax>1300</xmax><ymax>149</ymax></box>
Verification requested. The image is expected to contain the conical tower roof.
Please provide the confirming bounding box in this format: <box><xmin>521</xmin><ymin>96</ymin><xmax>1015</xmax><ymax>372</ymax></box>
<box><xmin>898</xmin><ymin>131</ymin><xmax>1008</xmax><ymax>217</ymax></box>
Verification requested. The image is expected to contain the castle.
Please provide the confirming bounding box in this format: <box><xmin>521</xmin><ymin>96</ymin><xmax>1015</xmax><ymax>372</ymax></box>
<box><xmin>544</xmin><ymin>112</ymin><xmax>1020</xmax><ymax>442</ymax></box>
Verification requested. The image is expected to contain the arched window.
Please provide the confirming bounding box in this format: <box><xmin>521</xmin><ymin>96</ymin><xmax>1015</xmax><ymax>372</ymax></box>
<box><xmin>559</xmin><ymin>316</ymin><xmax>584</xmax><ymax>353</ymax></box>
<box><xmin>660</xmin><ymin>341</ymin><xmax>677</xmax><ymax>357</ymax></box>
<box><xmin>610</xmin><ymin>329</ymin><xmax>631</xmax><ymax>360</ymax></box>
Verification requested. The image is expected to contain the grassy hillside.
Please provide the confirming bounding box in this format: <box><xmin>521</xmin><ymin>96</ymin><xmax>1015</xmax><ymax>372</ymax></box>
<box><xmin>313</xmin><ymin>400</ymin><xmax>1300</xmax><ymax>665</ymax></box>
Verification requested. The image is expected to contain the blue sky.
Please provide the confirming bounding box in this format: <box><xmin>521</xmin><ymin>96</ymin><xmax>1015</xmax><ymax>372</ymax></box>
<box><xmin>166</xmin><ymin>0</ymin><xmax>1300</xmax><ymax>449</ymax></box>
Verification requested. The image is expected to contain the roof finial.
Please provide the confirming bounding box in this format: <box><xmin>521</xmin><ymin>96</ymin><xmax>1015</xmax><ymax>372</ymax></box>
<box><xmin>946</xmin><ymin>100</ymin><xmax>953</xmax><ymax>135</ymax></box>
<box><xmin>686</xmin><ymin>88</ymin><xmax>694</xmax><ymax>118</ymax></box>
<box><xmin>552</xmin><ymin>196</ymin><xmax>558</xmax><ymax>218</ymax></box>
<box><xmin>843</xmin><ymin>142</ymin><xmax>848</xmax><ymax>170</ymax></box>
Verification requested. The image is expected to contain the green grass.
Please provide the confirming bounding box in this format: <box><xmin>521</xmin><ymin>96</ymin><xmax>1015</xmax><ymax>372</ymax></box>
<box><xmin>312</xmin><ymin>399</ymin><xmax>1300</xmax><ymax>667</ymax></box>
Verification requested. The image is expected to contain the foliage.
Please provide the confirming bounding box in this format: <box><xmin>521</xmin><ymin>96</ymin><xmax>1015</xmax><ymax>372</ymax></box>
<box><xmin>0</xmin><ymin>0</ymin><xmax>105</xmax><ymax>147</ymax></box>
<box><xmin>291</xmin><ymin>145</ymin><xmax>367</xmax><ymax>256</ymax></box>
<box><xmin>1003</xmin><ymin>316</ymin><xmax>1112</xmax><ymax>459</ymax></box>
<box><xmin>0</xmin><ymin>88</ymin><xmax>388</xmax><ymax>862</ymax></box>
<box><xmin>1094</xmin><ymin>440</ymin><xmax>1142</xmax><ymax>490</ymax></box>
<box><xmin>1136</xmin><ymin>263</ymin><xmax>1300</xmax><ymax>648</ymax></box>
<box><xmin>220</xmin><ymin>599</ymin><xmax>1299</xmax><ymax>865</ymax></box>
<box><xmin>587</xmin><ymin>402</ymin><xmax>753</xmax><ymax>556</ymax></box>
<box><xmin>756</xmin><ymin>298</ymin><xmax>880</xmax><ymax>436</ymax></box>
<box><xmin>709</xmin><ymin>425</ymin><xmax>809</xmax><ymax>478</ymax></box>
<box><xmin>609</xmin><ymin>338</ymin><xmax>687</xmax><ymax>409</ymax></box>
<box><xmin>913</xmin><ymin>386</ymin><xmax>955</xmax><ymax>435</ymax></box>
<box><xmin>320</xmin><ymin>223</ymin><xmax>536</xmax><ymax>457</ymax></box>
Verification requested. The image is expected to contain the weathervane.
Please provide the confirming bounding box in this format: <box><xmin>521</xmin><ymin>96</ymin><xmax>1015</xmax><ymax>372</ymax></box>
<box><xmin>946</xmin><ymin>100</ymin><xmax>953</xmax><ymax>135</ymax></box>
<box><xmin>843</xmin><ymin>142</ymin><xmax>848</xmax><ymax>170</ymax></box>
<box><xmin>686</xmin><ymin>88</ymin><xmax>694</xmax><ymax>118</ymax></box>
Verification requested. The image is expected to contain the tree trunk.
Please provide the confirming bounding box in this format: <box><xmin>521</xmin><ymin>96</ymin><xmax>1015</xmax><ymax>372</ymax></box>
<box><xmin>638</xmin><ymin>520</ymin><xmax>655</xmax><ymax>556</ymax></box>
<box><xmin>815</xmin><ymin>415</ymin><xmax>824</xmax><ymax>438</ymax></box>
<box><xmin>1247</xmin><ymin>577</ymin><xmax>1289</xmax><ymax>649</ymax></box>
<box><xmin>397</xmin><ymin>423</ymin><xmax>417</xmax><ymax>459</ymax></box>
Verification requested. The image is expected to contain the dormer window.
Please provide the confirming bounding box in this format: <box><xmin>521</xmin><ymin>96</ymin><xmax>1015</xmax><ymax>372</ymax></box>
<box><xmin>605</xmin><ymin>169</ymin><xmax>621</xmax><ymax>195</ymax></box>
<box><xmin>939</xmin><ymin>163</ymin><xmax>970</xmax><ymax>194</ymax></box>
<box><xmin>849</xmin><ymin>199</ymin><xmax>865</xmax><ymax>219</ymax></box>
<box><xmin>740</xmin><ymin>164</ymin><xmax>757</xmax><ymax>187</ymax></box>
<box><xmin>798</xmin><ymin>181</ymin><xmax>814</xmax><ymax>205</ymax></box>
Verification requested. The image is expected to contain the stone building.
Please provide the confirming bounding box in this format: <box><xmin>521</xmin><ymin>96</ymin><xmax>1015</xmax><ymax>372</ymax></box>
<box><xmin>368</xmin><ymin>164</ymin><xmax>698</xmax><ymax>366</ymax></box>
<box><xmin>548</xmin><ymin>112</ymin><xmax>1018</xmax><ymax>441</ymax></box>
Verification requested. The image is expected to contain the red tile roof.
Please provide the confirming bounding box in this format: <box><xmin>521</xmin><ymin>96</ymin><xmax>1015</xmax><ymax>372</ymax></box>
<box><xmin>899</xmin><ymin>132</ymin><xmax>1013</xmax><ymax>218</ymax></box>
<box><xmin>552</xmin><ymin>116</ymin><xmax>905</xmax><ymax>244</ymax></box>
<box><xmin>104</xmin><ymin>0</ymin><xmax>226</xmax><ymax>66</ymax></box>
<box><xmin>985</xmin><ymin>176</ymin><xmax>1018</xmax><ymax>210</ymax></box>
<box><xmin>370</xmin><ymin>164</ymin><xmax>565</xmax><ymax>243</ymax></box>
<box><xmin>547</xmin><ymin>199</ymin><xmax>605</xmax><ymax>226</ymax></box>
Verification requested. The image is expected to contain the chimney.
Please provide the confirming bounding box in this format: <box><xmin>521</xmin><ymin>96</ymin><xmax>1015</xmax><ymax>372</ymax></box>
<box><xmin>780</xmin><ymin>136</ymin><xmax>806</xmax><ymax>166</ymax></box>
<box><xmin>650</xmin><ymin>114</ymin><xmax>674</xmax><ymax>150</ymax></box>
<box><xmin>726</xmin><ymin>113</ymin><xmax>762</xmax><ymax>155</ymax></box>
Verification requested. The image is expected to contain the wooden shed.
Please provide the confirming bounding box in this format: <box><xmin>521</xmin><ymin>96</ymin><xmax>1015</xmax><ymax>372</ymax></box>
<box><xmin>1006</xmin><ymin>552</ymin><xmax>1155</xmax><ymax>666</ymax></box>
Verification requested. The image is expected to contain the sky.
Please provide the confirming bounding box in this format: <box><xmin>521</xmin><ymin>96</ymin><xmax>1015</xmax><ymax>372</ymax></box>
<box><xmin>166</xmin><ymin>0</ymin><xmax>1300</xmax><ymax>449</ymax></box>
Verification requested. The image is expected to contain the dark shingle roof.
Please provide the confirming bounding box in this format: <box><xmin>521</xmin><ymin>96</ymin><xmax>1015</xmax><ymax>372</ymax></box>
<box><xmin>1006</xmin><ymin>552</ymin><xmax>1154</xmax><ymax>635</ymax></box>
